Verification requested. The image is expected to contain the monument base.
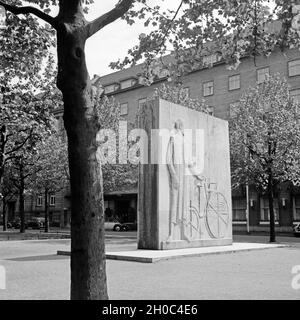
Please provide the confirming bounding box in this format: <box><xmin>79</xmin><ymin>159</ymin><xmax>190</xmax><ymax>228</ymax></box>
<box><xmin>160</xmin><ymin>238</ymin><xmax>232</xmax><ymax>250</ymax></box>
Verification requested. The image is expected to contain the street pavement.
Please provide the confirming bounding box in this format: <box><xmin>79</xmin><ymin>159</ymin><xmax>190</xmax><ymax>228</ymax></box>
<box><xmin>0</xmin><ymin>233</ymin><xmax>299</xmax><ymax>300</ymax></box>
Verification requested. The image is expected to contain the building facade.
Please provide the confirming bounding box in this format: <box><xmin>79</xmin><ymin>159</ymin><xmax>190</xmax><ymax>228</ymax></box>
<box><xmin>3</xmin><ymin>47</ymin><xmax>299</xmax><ymax>231</ymax></box>
<box><xmin>93</xmin><ymin>47</ymin><xmax>300</xmax><ymax>232</ymax></box>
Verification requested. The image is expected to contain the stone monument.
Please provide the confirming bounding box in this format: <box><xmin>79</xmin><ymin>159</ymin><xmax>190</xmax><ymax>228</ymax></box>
<box><xmin>138</xmin><ymin>98</ymin><xmax>232</xmax><ymax>250</ymax></box>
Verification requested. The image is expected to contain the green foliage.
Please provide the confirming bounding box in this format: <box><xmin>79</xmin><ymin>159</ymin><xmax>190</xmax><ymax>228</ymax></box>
<box><xmin>230</xmin><ymin>74</ymin><xmax>300</xmax><ymax>191</ymax></box>
<box><xmin>0</xmin><ymin>2</ymin><xmax>55</xmax><ymax>84</ymax></box>
<box><xmin>95</xmin><ymin>94</ymin><xmax>138</xmax><ymax>193</ymax></box>
<box><xmin>113</xmin><ymin>1</ymin><xmax>300</xmax><ymax>83</ymax></box>
<box><xmin>30</xmin><ymin>133</ymin><xmax>68</xmax><ymax>194</ymax></box>
<box><xmin>151</xmin><ymin>83</ymin><xmax>208</xmax><ymax>113</ymax></box>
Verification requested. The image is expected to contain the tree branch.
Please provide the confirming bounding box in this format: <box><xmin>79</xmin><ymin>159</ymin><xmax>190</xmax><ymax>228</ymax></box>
<box><xmin>86</xmin><ymin>0</ymin><xmax>135</xmax><ymax>38</ymax></box>
<box><xmin>5</xmin><ymin>131</ymin><xmax>33</xmax><ymax>156</ymax></box>
<box><xmin>0</xmin><ymin>1</ymin><xmax>57</xmax><ymax>28</ymax></box>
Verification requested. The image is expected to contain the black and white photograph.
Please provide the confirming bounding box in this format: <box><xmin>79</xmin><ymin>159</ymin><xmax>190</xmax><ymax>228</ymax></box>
<box><xmin>0</xmin><ymin>0</ymin><xmax>300</xmax><ymax>309</ymax></box>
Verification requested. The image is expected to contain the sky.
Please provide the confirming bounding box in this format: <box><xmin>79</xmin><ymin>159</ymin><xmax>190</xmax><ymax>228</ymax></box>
<box><xmin>83</xmin><ymin>0</ymin><xmax>182</xmax><ymax>78</ymax></box>
<box><xmin>83</xmin><ymin>0</ymin><xmax>276</xmax><ymax>78</ymax></box>
<box><xmin>23</xmin><ymin>0</ymin><xmax>275</xmax><ymax>78</ymax></box>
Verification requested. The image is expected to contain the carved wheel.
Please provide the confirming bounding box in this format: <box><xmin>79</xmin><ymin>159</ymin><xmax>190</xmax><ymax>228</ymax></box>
<box><xmin>184</xmin><ymin>206</ymin><xmax>200</xmax><ymax>241</ymax></box>
<box><xmin>205</xmin><ymin>192</ymin><xmax>229</xmax><ymax>239</ymax></box>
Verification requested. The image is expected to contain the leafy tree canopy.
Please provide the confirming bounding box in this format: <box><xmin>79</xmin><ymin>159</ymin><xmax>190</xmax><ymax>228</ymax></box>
<box><xmin>230</xmin><ymin>74</ymin><xmax>300</xmax><ymax>191</ymax></box>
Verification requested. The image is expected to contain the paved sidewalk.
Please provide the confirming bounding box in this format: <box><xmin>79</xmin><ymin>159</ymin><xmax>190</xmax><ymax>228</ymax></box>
<box><xmin>0</xmin><ymin>236</ymin><xmax>299</xmax><ymax>300</ymax></box>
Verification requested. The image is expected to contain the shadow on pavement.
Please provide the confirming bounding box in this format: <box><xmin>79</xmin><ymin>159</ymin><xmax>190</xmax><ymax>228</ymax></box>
<box><xmin>6</xmin><ymin>254</ymin><xmax>69</xmax><ymax>262</ymax></box>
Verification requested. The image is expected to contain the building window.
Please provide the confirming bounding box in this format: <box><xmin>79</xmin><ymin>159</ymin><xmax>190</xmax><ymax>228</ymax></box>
<box><xmin>293</xmin><ymin>196</ymin><xmax>300</xmax><ymax>221</ymax></box>
<box><xmin>138</xmin><ymin>98</ymin><xmax>147</xmax><ymax>108</ymax></box>
<box><xmin>203</xmin><ymin>81</ymin><xmax>214</xmax><ymax>97</ymax></box>
<box><xmin>232</xmin><ymin>198</ymin><xmax>246</xmax><ymax>221</ymax></box>
<box><xmin>120</xmin><ymin>79</ymin><xmax>136</xmax><ymax>90</ymax></box>
<box><xmin>257</xmin><ymin>67</ymin><xmax>270</xmax><ymax>84</ymax></box>
<box><xmin>158</xmin><ymin>69</ymin><xmax>170</xmax><ymax>78</ymax></box>
<box><xmin>290</xmin><ymin>89</ymin><xmax>300</xmax><ymax>104</ymax></box>
<box><xmin>36</xmin><ymin>196</ymin><xmax>42</xmax><ymax>207</ymax></box>
<box><xmin>50</xmin><ymin>195</ymin><xmax>55</xmax><ymax>206</ymax></box>
<box><xmin>288</xmin><ymin>59</ymin><xmax>300</xmax><ymax>77</ymax></box>
<box><xmin>207</xmin><ymin>106</ymin><xmax>214</xmax><ymax>116</ymax></box>
<box><xmin>104</xmin><ymin>84</ymin><xmax>118</xmax><ymax>94</ymax></box>
<box><xmin>260</xmin><ymin>198</ymin><xmax>279</xmax><ymax>221</ymax></box>
<box><xmin>228</xmin><ymin>74</ymin><xmax>241</xmax><ymax>91</ymax></box>
<box><xmin>120</xmin><ymin>103</ymin><xmax>128</xmax><ymax>116</ymax></box>
<box><xmin>229</xmin><ymin>102</ymin><xmax>239</xmax><ymax>118</ymax></box>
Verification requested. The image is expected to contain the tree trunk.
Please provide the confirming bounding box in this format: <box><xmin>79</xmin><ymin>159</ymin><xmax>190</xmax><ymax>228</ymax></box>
<box><xmin>268</xmin><ymin>171</ymin><xmax>276</xmax><ymax>243</ymax></box>
<box><xmin>44</xmin><ymin>188</ymin><xmax>49</xmax><ymax>233</ymax></box>
<box><xmin>267</xmin><ymin>132</ymin><xmax>276</xmax><ymax>243</ymax></box>
<box><xmin>19</xmin><ymin>164</ymin><xmax>25</xmax><ymax>233</ymax></box>
<box><xmin>0</xmin><ymin>125</ymin><xmax>6</xmax><ymax>196</ymax></box>
<box><xmin>2</xmin><ymin>200</ymin><xmax>7</xmax><ymax>231</ymax></box>
<box><xmin>19</xmin><ymin>188</ymin><xmax>25</xmax><ymax>233</ymax></box>
<box><xmin>56</xmin><ymin>7</ymin><xmax>108</xmax><ymax>300</ymax></box>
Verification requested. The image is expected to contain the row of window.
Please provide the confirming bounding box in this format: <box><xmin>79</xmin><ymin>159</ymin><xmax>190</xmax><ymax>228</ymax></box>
<box><xmin>115</xmin><ymin>89</ymin><xmax>300</xmax><ymax>120</ymax></box>
<box><xmin>232</xmin><ymin>197</ymin><xmax>300</xmax><ymax>222</ymax></box>
<box><xmin>105</xmin><ymin>59</ymin><xmax>300</xmax><ymax>100</ymax></box>
<box><xmin>116</xmin><ymin>60</ymin><xmax>300</xmax><ymax>118</ymax></box>
<box><xmin>120</xmin><ymin>87</ymin><xmax>300</xmax><ymax>119</ymax></box>
<box><xmin>36</xmin><ymin>195</ymin><xmax>56</xmax><ymax>207</ymax></box>
<box><xmin>202</xmin><ymin>59</ymin><xmax>300</xmax><ymax>97</ymax></box>
<box><xmin>119</xmin><ymin>98</ymin><xmax>148</xmax><ymax>116</ymax></box>
<box><xmin>104</xmin><ymin>78</ymin><xmax>139</xmax><ymax>94</ymax></box>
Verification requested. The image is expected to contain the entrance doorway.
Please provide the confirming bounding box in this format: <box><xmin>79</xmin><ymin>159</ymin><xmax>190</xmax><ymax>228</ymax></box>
<box><xmin>7</xmin><ymin>202</ymin><xmax>16</xmax><ymax>220</ymax></box>
<box><xmin>115</xmin><ymin>200</ymin><xmax>130</xmax><ymax>223</ymax></box>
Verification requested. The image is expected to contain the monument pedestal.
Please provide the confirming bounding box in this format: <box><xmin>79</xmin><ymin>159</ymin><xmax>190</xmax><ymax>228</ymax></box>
<box><xmin>160</xmin><ymin>238</ymin><xmax>232</xmax><ymax>250</ymax></box>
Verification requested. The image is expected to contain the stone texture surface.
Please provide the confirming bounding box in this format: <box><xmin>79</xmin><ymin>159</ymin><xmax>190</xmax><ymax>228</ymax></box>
<box><xmin>138</xmin><ymin>99</ymin><xmax>232</xmax><ymax>249</ymax></box>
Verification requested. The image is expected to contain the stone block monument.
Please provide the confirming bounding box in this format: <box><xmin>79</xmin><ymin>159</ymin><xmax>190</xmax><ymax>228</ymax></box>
<box><xmin>138</xmin><ymin>99</ymin><xmax>232</xmax><ymax>250</ymax></box>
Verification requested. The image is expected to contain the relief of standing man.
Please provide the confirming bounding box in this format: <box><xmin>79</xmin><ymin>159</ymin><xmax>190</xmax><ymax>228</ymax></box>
<box><xmin>166</xmin><ymin>119</ymin><xmax>190</xmax><ymax>243</ymax></box>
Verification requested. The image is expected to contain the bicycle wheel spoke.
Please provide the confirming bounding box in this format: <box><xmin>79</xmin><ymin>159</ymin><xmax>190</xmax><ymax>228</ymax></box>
<box><xmin>218</xmin><ymin>214</ymin><xmax>228</xmax><ymax>225</ymax></box>
<box><xmin>207</xmin><ymin>203</ymin><xmax>219</xmax><ymax>216</ymax></box>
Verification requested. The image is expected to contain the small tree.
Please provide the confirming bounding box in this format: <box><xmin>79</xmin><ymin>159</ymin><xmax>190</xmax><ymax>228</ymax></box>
<box><xmin>230</xmin><ymin>75</ymin><xmax>300</xmax><ymax>242</ymax></box>
<box><xmin>0</xmin><ymin>8</ymin><xmax>55</xmax><ymax>190</ymax></box>
<box><xmin>31</xmin><ymin>134</ymin><xmax>68</xmax><ymax>232</ymax></box>
<box><xmin>9</xmin><ymin>149</ymin><xmax>39</xmax><ymax>233</ymax></box>
<box><xmin>0</xmin><ymin>168</ymin><xmax>16</xmax><ymax>230</ymax></box>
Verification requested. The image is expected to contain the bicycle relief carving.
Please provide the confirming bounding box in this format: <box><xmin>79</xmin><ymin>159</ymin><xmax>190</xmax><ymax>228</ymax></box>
<box><xmin>166</xmin><ymin>119</ymin><xmax>230</xmax><ymax>243</ymax></box>
<box><xmin>187</xmin><ymin>169</ymin><xmax>230</xmax><ymax>240</ymax></box>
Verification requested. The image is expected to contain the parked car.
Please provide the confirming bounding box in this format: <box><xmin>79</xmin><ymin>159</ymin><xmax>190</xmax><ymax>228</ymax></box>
<box><xmin>121</xmin><ymin>221</ymin><xmax>137</xmax><ymax>231</ymax></box>
<box><xmin>0</xmin><ymin>218</ymin><xmax>12</xmax><ymax>229</ymax></box>
<box><xmin>293</xmin><ymin>223</ymin><xmax>300</xmax><ymax>237</ymax></box>
<box><xmin>11</xmin><ymin>218</ymin><xmax>27</xmax><ymax>229</ymax></box>
<box><xmin>104</xmin><ymin>217</ymin><xmax>122</xmax><ymax>231</ymax></box>
<box><xmin>27</xmin><ymin>217</ymin><xmax>45</xmax><ymax>229</ymax></box>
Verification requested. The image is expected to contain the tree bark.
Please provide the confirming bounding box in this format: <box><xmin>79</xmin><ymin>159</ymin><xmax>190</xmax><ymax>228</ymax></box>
<box><xmin>1</xmin><ymin>0</ymin><xmax>134</xmax><ymax>301</ymax></box>
<box><xmin>19</xmin><ymin>166</ymin><xmax>25</xmax><ymax>233</ymax></box>
<box><xmin>56</xmin><ymin>6</ymin><xmax>108</xmax><ymax>300</ymax></box>
<box><xmin>44</xmin><ymin>188</ymin><xmax>49</xmax><ymax>233</ymax></box>
<box><xmin>2</xmin><ymin>200</ymin><xmax>7</xmax><ymax>231</ymax></box>
<box><xmin>267</xmin><ymin>177</ymin><xmax>276</xmax><ymax>242</ymax></box>
<box><xmin>0</xmin><ymin>125</ymin><xmax>6</xmax><ymax>193</ymax></box>
<box><xmin>267</xmin><ymin>133</ymin><xmax>276</xmax><ymax>243</ymax></box>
